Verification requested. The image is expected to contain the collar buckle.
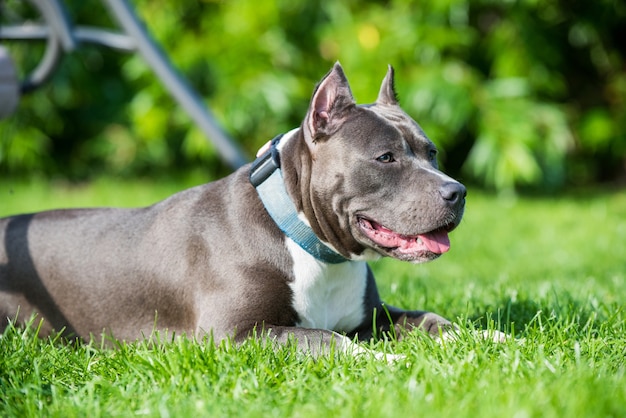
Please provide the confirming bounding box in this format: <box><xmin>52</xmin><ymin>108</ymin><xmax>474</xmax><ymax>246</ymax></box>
<box><xmin>249</xmin><ymin>134</ymin><xmax>282</xmax><ymax>187</ymax></box>
<box><xmin>249</xmin><ymin>133</ymin><xmax>348</xmax><ymax>264</ymax></box>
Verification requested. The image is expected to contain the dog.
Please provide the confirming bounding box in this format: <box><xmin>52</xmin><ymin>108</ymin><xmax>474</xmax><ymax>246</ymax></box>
<box><xmin>0</xmin><ymin>63</ymin><xmax>469</xmax><ymax>355</ymax></box>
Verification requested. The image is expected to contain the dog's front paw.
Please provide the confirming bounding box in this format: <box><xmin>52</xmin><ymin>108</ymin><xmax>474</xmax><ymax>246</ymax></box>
<box><xmin>477</xmin><ymin>329</ymin><xmax>511</xmax><ymax>343</ymax></box>
<box><xmin>395</xmin><ymin>312</ymin><xmax>455</xmax><ymax>340</ymax></box>
<box><xmin>436</xmin><ymin>328</ymin><xmax>514</xmax><ymax>344</ymax></box>
<box><xmin>371</xmin><ymin>351</ymin><xmax>406</xmax><ymax>364</ymax></box>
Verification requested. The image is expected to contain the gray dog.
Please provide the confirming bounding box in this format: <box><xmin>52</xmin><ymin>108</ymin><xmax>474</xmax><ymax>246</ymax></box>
<box><xmin>0</xmin><ymin>64</ymin><xmax>468</xmax><ymax>355</ymax></box>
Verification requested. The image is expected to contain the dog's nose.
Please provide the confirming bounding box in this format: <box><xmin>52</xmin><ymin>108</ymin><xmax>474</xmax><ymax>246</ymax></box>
<box><xmin>439</xmin><ymin>182</ymin><xmax>466</xmax><ymax>207</ymax></box>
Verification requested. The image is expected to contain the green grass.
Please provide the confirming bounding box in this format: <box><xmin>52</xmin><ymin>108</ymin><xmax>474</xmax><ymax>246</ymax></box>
<box><xmin>1</xmin><ymin>178</ymin><xmax>625</xmax><ymax>418</ymax></box>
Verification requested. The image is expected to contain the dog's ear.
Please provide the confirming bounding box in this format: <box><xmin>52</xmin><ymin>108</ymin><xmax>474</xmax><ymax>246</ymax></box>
<box><xmin>305</xmin><ymin>62</ymin><xmax>355</xmax><ymax>143</ymax></box>
<box><xmin>376</xmin><ymin>65</ymin><xmax>398</xmax><ymax>105</ymax></box>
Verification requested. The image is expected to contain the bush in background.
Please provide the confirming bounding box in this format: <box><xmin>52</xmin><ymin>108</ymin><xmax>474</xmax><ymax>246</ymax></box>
<box><xmin>1</xmin><ymin>0</ymin><xmax>625</xmax><ymax>192</ymax></box>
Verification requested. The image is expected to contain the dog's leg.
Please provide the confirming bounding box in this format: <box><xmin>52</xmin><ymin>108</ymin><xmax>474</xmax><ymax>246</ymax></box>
<box><xmin>237</xmin><ymin>325</ymin><xmax>402</xmax><ymax>361</ymax></box>
<box><xmin>367</xmin><ymin>306</ymin><xmax>509</xmax><ymax>343</ymax></box>
<box><xmin>387</xmin><ymin>307</ymin><xmax>453</xmax><ymax>337</ymax></box>
<box><xmin>356</xmin><ymin>305</ymin><xmax>452</xmax><ymax>340</ymax></box>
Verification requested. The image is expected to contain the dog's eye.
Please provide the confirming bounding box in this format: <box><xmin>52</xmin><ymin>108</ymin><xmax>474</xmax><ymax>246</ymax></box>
<box><xmin>428</xmin><ymin>149</ymin><xmax>438</xmax><ymax>161</ymax></box>
<box><xmin>376</xmin><ymin>153</ymin><xmax>395</xmax><ymax>163</ymax></box>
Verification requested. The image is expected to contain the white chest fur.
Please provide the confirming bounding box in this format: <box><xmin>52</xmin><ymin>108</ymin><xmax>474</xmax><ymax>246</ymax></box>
<box><xmin>286</xmin><ymin>238</ymin><xmax>368</xmax><ymax>333</ymax></box>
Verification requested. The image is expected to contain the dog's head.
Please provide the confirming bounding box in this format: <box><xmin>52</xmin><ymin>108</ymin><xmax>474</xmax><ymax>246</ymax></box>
<box><xmin>292</xmin><ymin>63</ymin><xmax>466</xmax><ymax>263</ymax></box>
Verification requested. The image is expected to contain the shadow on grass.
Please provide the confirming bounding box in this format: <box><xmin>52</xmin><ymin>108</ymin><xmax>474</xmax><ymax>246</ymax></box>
<box><xmin>466</xmin><ymin>293</ymin><xmax>608</xmax><ymax>337</ymax></box>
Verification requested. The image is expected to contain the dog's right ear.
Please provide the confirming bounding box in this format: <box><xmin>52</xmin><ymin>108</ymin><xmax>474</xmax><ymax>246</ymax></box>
<box><xmin>305</xmin><ymin>62</ymin><xmax>355</xmax><ymax>145</ymax></box>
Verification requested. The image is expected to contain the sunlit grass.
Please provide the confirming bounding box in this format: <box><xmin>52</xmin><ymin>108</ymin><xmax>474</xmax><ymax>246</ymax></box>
<box><xmin>1</xmin><ymin>178</ymin><xmax>625</xmax><ymax>417</ymax></box>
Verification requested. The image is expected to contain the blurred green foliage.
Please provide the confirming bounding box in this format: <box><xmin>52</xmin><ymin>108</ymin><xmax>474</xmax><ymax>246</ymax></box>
<box><xmin>1</xmin><ymin>0</ymin><xmax>625</xmax><ymax>191</ymax></box>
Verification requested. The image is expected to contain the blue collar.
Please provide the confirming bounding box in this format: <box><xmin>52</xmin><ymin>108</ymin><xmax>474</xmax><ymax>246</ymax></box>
<box><xmin>249</xmin><ymin>134</ymin><xmax>348</xmax><ymax>264</ymax></box>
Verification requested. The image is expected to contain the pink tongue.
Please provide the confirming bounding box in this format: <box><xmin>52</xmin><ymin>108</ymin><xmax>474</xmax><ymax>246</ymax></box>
<box><xmin>418</xmin><ymin>230</ymin><xmax>450</xmax><ymax>254</ymax></box>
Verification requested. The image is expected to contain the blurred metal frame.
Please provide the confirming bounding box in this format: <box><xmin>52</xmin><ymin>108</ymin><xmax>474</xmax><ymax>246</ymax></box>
<box><xmin>0</xmin><ymin>0</ymin><xmax>248</xmax><ymax>169</ymax></box>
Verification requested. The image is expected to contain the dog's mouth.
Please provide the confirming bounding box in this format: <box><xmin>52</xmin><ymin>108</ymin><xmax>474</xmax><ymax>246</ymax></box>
<box><xmin>356</xmin><ymin>216</ymin><xmax>456</xmax><ymax>262</ymax></box>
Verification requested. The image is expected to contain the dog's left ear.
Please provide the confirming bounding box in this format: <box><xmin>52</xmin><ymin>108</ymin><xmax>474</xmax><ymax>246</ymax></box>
<box><xmin>305</xmin><ymin>62</ymin><xmax>355</xmax><ymax>144</ymax></box>
<box><xmin>376</xmin><ymin>65</ymin><xmax>398</xmax><ymax>105</ymax></box>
